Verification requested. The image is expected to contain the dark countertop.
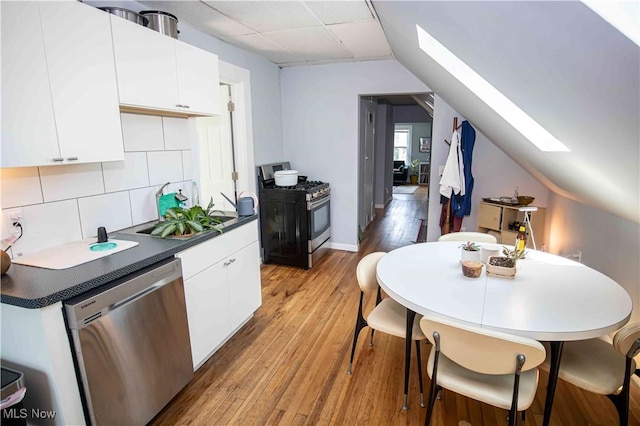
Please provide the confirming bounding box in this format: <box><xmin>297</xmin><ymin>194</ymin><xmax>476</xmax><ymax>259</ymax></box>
<box><xmin>0</xmin><ymin>215</ymin><xmax>258</xmax><ymax>309</ymax></box>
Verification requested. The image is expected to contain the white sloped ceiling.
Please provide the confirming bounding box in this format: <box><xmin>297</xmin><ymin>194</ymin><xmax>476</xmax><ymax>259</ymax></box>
<box><xmin>373</xmin><ymin>1</ymin><xmax>639</xmax><ymax>223</ymax></box>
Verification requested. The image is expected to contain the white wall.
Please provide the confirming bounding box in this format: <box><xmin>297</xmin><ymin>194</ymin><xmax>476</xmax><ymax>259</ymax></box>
<box><xmin>546</xmin><ymin>193</ymin><xmax>640</xmax><ymax>324</ymax></box>
<box><xmin>427</xmin><ymin>96</ymin><xmax>549</xmax><ymax>242</ymax></box>
<box><xmin>280</xmin><ymin>59</ymin><xmax>430</xmax><ymax>250</ymax></box>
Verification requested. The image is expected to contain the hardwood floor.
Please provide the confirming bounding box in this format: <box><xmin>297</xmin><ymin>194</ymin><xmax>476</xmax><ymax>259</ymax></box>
<box><xmin>151</xmin><ymin>189</ymin><xmax>639</xmax><ymax>426</ymax></box>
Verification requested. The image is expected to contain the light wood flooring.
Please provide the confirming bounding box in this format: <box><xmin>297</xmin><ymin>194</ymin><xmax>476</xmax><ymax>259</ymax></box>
<box><xmin>151</xmin><ymin>187</ymin><xmax>639</xmax><ymax>425</ymax></box>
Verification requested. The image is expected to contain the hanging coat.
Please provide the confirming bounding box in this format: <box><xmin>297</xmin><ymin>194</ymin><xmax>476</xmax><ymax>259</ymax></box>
<box><xmin>452</xmin><ymin>121</ymin><xmax>475</xmax><ymax>218</ymax></box>
<box><xmin>438</xmin><ymin>129</ymin><xmax>465</xmax><ymax>198</ymax></box>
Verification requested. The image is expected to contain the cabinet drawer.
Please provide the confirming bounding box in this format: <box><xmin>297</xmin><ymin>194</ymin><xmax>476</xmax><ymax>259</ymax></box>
<box><xmin>477</xmin><ymin>203</ymin><xmax>501</xmax><ymax>230</ymax></box>
<box><xmin>178</xmin><ymin>221</ymin><xmax>258</xmax><ymax>280</ymax></box>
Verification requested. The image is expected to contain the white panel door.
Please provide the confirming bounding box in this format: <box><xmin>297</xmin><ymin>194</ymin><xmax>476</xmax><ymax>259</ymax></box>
<box><xmin>175</xmin><ymin>40</ymin><xmax>220</xmax><ymax>115</ymax></box>
<box><xmin>40</xmin><ymin>1</ymin><xmax>124</xmax><ymax>164</ymax></box>
<box><xmin>1</xmin><ymin>2</ymin><xmax>59</xmax><ymax>167</ymax></box>
<box><xmin>111</xmin><ymin>16</ymin><xmax>178</xmax><ymax>110</ymax></box>
<box><xmin>195</xmin><ymin>85</ymin><xmax>235</xmax><ymax>211</ymax></box>
<box><xmin>227</xmin><ymin>241</ymin><xmax>262</xmax><ymax>331</ymax></box>
<box><xmin>183</xmin><ymin>262</ymin><xmax>229</xmax><ymax>369</ymax></box>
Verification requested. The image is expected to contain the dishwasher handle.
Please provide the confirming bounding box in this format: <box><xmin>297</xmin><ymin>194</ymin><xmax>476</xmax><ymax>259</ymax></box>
<box><xmin>111</xmin><ymin>282</ymin><xmax>164</xmax><ymax>311</ymax></box>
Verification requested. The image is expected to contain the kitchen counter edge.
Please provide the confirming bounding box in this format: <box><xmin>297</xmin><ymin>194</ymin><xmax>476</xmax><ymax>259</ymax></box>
<box><xmin>0</xmin><ymin>215</ymin><xmax>258</xmax><ymax>309</ymax></box>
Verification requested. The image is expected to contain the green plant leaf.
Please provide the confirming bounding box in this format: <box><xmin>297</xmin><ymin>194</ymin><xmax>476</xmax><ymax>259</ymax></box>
<box><xmin>165</xmin><ymin>208</ymin><xmax>180</xmax><ymax>220</ymax></box>
<box><xmin>160</xmin><ymin>223</ymin><xmax>177</xmax><ymax>237</ymax></box>
<box><xmin>176</xmin><ymin>221</ymin><xmax>186</xmax><ymax>235</ymax></box>
<box><xmin>186</xmin><ymin>220</ymin><xmax>204</xmax><ymax>232</ymax></box>
<box><xmin>151</xmin><ymin>223</ymin><xmax>168</xmax><ymax>236</ymax></box>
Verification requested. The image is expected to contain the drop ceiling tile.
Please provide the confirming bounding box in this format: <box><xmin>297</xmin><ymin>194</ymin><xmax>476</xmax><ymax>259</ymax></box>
<box><xmin>204</xmin><ymin>1</ymin><xmax>322</xmax><ymax>33</ymax></box>
<box><xmin>328</xmin><ymin>21</ymin><xmax>392</xmax><ymax>58</ymax></box>
<box><xmin>222</xmin><ymin>33</ymin><xmax>305</xmax><ymax>63</ymax></box>
<box><xmin>139</xmin><ymin>1</ymin><xmax>255</xmax><ymax>38</ymax></box>
<box><xmin>264</xmin><ymin>27</ymin><xmax>352</xmax><ymax>61</ymax></box>
<box><xmin>304</xmin><ymin>1</ymin><xmax>373</xmax><ymax>25</ymax></box>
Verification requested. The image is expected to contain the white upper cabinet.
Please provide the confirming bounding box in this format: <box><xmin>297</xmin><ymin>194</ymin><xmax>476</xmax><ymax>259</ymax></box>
<box><xmin>111</xmin><ymin>16</ymin><xmax>220</xmax><ymax>116</ymax></box>
<box><xmin>175</xmin><ymin>41</ymin><xmax>220</xmax><ymax>115</ymax></box>
<box><xmin>2</xmin><ymin>2</ymin><xmax>62</xmax><ymax>167</ymax></box>
<box><xmin>1</xmin><ymin>1</ymin><xmax>124</xmax><ymax>168</ymax></box>
<box><xmin>110</xmin><ymin>16</ymin><xmax>179</xmax><ymax>111</ymax></box>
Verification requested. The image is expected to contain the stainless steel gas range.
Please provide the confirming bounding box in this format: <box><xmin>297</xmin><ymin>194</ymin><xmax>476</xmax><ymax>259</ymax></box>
<box><xmin>258</xmin><ymin>162</ymin><xmax>331</xmax><ymax>268</ymax></box>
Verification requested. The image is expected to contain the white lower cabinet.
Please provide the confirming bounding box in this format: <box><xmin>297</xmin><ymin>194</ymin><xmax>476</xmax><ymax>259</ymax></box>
<box><xmin>178</xmin><ymin>222</ymin><xmax>262</xmax><ymax>369</ymax></box>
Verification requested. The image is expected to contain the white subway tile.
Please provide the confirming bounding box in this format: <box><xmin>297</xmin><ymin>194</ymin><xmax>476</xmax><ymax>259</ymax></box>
<box><xmin>102</xmin><ymin>152</ymin><xmax>150</xmax><ymax>193</ymax></box>
<box><xmin>7</xmin><ymin>200</ymin><xmax>82</xmax><ymax>257</ymax></box>
<box><xmin>121</xmin><ymin>113</ymin><xmax>164</xmax><ymax>152</ymax></box>
<box><xmin>39</xmin><ymin>163</ymin><xmax>104</xmax><ymax>202</ymax></box>
<box><xmin>163</xmin><ymin>117</ymin><xmax>192</xmax><ymax>150</ymax></box>
<box><xmin>147</xmin><ymin>151</ymin><xmax>183</xmax><ymax>186</ymax></box>
<box><xmin>130</xmin><ymin>186</ymin><xmax>159</xmax><ymax>225</ymax></box>
<box><xmin>182</xmin><ymin>150</ymin><xmax>193</xmax><ymax>181</ymax></box>
<box><xmin>78</xmin><ymin>192</ymin><xmax>132</xmax><ymax>238</ymax></box>
<box><xmin>0</xmin><ymin>167</ymin><xmax>43</xmax><ymax>208</ymax></box>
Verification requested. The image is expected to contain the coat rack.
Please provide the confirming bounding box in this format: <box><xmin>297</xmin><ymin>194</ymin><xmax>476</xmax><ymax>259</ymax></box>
<box><xmin>444</xmin><ymin>117</ymin><xmax>461</xmax><ymax>146</ymax></box>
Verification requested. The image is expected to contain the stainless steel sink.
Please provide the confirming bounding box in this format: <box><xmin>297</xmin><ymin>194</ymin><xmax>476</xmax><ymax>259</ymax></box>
<box><xmin>120</xmin><ymin>215</ymin><xmax>238</xmax><ymax>239</ymax></box>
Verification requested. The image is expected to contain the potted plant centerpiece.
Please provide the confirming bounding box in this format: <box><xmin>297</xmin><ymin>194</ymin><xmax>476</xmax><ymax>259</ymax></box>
<box><xmin>486</xmin><ymin>246</ymin><xmax>526</xmax><ymax>279</ymax></box>
<box><xmin>408</xmin><ymin>159</ymin><xmax>420</xmax><ymax>185</ymax></box>
<box><xmin>151</xmin><ymin>198</ymin><xmax>224</xmax><ymax>238</ymax></box>
<box><xmin>460</xmin><ymin>241</ymin><xmax>482</xmax><ymax>263</ymax></box>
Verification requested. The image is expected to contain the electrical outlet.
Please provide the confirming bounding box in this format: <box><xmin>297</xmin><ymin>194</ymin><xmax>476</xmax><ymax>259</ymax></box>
<box><xmin>6</xmin><ymin>208</ymin><xmax>23</xmax><ymax>225</ymax></box>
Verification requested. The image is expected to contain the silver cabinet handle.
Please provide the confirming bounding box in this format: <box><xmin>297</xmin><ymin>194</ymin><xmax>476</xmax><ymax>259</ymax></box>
<box><xmin>52</xmin><ymin>158</ymin><xmax>64</xmax><ymax>162</ymax></box>
<box><xmin>67</xmin><ymin>157</ymin><xmax>78</xmax><ymax>161</ymax></box>
<box><xmin>175</xmin><ymin>104</ymin><xmax>191</xmax><ymax>109</ymax></box>
<box><xmin>223</xmin><ymin>258</ymin><xmax>236</xmax><ymax>266</ymax></box>
<box><xmin>229</xmin><ymin>258</ymin><xmax>236</xmax><ymax>264</ymax></box>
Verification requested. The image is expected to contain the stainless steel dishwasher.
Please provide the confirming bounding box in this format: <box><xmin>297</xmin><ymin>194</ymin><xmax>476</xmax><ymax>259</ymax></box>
<box><xmin>64</xmin><ymin>257</ymin><xmax>193</xmax><ymax>425</ymax></box>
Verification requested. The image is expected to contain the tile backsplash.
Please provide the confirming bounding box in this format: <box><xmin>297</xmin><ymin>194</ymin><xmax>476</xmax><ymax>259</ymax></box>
<box><xmin>1</xmin><ymin>113</ymin><xmax>195</xmax><ymax>258</ymax></box>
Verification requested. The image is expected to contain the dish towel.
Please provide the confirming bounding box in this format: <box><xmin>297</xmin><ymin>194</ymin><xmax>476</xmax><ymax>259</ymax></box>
<box><xmin>439</xmin><ymin>129</ymin><xmax>465</xmax><ymax>198</ymax></box>
<box><xmin>158</xmin><ymin>193</ymin><xmax>180</xmax><ymax>216</ymax></box>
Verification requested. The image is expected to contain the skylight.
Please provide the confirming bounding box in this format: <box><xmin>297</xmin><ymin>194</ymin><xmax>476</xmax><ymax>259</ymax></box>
<box><xmin>581</xmin><ymin>0</ymin><xmax>640</xmax><ymax>46</ymax></box>
<box><xmin>416</xmin><ymin>25</ymin><xmax>570</xmax><ymax>152</ymax></box>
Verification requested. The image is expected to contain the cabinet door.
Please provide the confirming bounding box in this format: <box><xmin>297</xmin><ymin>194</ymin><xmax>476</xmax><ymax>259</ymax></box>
<box><xmin>175</xmin><ymin>41</ymin><xmax>220</xmax><ymax>115</ymax></box>
<box><xmin>111</xmin><ymin>16</ymin><xmax>179</xmax><ymax>110</ymax></box>
<box><xmin>1</xmin><ymin>2</ymin><xmax>59</xmax><ymax>167</ymax></box>
<box><xmin>183</xmin><ymin>261</ymin><xmax>229</xmax><ymax>369</ymax></box>
<box><xmin>40</xmin><ymin>2</ymin><xmax>124</xmax><ymax>164</ymax></box>
<box><xmin>228</xmin><ymin>241</ymin><xmax>262</xmax><ymax>331</ymax></box>
<box><xmin>477</xmin><ymin>203</ymin><xmax>502</xmax><ymax>231</ymax></box>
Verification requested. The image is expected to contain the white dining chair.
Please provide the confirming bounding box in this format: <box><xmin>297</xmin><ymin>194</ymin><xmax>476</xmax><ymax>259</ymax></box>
<box><xmin>543</xmin><ymin>322</ymin><xmax>640</xmax><ymax>426</ymax></box>
<box><xmin>437</xmin><ymin>231</ymin><xmax>498</xmax><ymax>243</ymax></box>
<box><xmin>347</xmin><ymin>251</ymin><xmax>427</xmax><ymax>410</ymax></box>
<box><xmin>420</xmin><ymin>316</ymin><xmax>546</xmax><ymax>426</ymax></box>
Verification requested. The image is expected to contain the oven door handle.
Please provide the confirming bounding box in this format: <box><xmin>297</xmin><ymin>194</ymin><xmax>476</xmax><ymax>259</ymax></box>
<box><xmin>308</xmin><ymin>195</ymin><xmax>330</xmax><ymax>210</ymax></box>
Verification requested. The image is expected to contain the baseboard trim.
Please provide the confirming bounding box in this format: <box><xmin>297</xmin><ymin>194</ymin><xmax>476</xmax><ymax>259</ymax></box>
<box><xmin>328</xmin><ymin>243</ymin><xmax>358</xmax><ymax>252</ymax></box>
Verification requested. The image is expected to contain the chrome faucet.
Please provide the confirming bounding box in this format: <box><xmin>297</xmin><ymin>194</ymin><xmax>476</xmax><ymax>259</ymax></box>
<box><xmin>156</xmin><ymin>182</ymin><xmax>170</xmax><ymax>221</ymax></box>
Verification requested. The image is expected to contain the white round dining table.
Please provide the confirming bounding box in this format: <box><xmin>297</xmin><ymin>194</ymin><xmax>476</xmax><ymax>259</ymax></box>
<box><xmin>376</xmin><ymin>241</ymin><xmax>633</xmax><ymax>425</ymax></box>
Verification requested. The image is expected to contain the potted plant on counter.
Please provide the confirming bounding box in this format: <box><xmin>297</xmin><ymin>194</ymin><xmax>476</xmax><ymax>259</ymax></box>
<box><xmin>408</xmin><ymin>159</ymin><xmax>420</xmax><ymax>185</ymax></box>
<box><xmin>486</xmin><ymin>247</ymin><xmax>526</xmax><ymax>279</ymax></box>
<box><xmin>151</xmin><ymin>198</ymin><xmax>223</xmax><ymax>238</ymax></box>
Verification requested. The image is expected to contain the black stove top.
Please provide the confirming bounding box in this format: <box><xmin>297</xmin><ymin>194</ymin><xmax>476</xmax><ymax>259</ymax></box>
<box><xmin>260</xmin><ymin>179</ymin><xmax>329</xmax><ymax>198</ymax></box>
<box><xmin>273</xmin><ymin>180</ymin><xmax>327</xmax><ymax>191</ymax></box>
